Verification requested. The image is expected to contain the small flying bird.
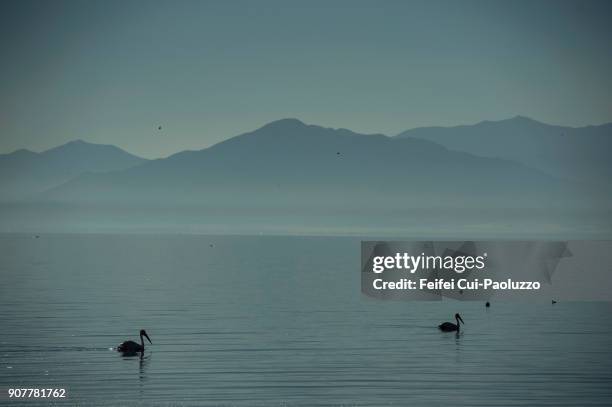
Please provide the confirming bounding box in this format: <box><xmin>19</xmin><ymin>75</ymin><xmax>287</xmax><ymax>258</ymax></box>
<box><xmin>158</xmin><ymin>126</ymin><xmax>162</xmax><ymax>130</ymax></box>
<box><xmin>439</xmin><ymin>313</ymin><xmax>464</xmax><ymax>332</ymax></box>
<box><xmin>552</xmin><ymin>300</ymin><xmax>557</xmax><ymax>304</ymax></box>
<box><xmin>485</xmin><ymin>301</ymin><xmax>490</xmax><ymax>308</ymax></box>
<box><xmin>117</xmin><ymin>329</ymin><xmax>152</xmax><ymax>355</ymax></box>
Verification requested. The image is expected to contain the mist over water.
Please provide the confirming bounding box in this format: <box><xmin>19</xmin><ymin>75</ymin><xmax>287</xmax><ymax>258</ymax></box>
<box><xmin>1</xmin><ymin>234</ymin><xmax>611</xmax><ymax>406</ymax></box>
<box><xmin>1</xmin><ymin>204</ymin><xmax>610</xmax><ymax>239</ymax></box>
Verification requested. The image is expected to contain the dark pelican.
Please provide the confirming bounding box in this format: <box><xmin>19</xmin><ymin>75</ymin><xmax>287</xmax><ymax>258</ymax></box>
<box><xmin>439</xmin><ymin>313</ymin><xmax>464</xmax><ymax>332</ymax></box>
<box><xmin>117</xmin><ymin>329</ymin><xmax>152</xmax><ymax>355</ymax></box>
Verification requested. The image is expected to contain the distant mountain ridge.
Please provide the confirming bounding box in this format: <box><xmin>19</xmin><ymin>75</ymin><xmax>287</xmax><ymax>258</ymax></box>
<box><xmin>38</xmin><ymin>119</ymin><xmax>600</xmax><ymax>210</ymax></box>
<box><xmin>3</xmin><ymin>117</ymin><xmax>610</xmax><ymax>211</ymax></box>
<box><xmin>396</xmin><ymin>116</ymin><xmax>612</xmax><ymax>184</ymax></box>
<box><xmin>0</xmin><ymin>140</ymin><xmax>146</xmax><ymax>201</ymax></box>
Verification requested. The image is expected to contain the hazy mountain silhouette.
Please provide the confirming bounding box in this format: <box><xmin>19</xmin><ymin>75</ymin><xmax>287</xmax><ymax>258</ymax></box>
<box><xmin>39</xmin><ymin>119</ymin><xmax>599</xmax><ymax>210</ymax></box>
<box><xmin>396</xmin><ymin>116</ymin><xmax>612</xmax><ymax>184</ymax></box>
<box><xmin>0</xmin><ymin>140</ymin><xmax>146</xmax><ymax>200</ymax></box>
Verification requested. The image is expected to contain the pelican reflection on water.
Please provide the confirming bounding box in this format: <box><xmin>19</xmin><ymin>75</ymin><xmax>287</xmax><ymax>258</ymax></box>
<box><xmin>117</xmin><ymin>329</ymin><xmax>152</xmax><ymax>355</ymax></box>
<box><xmin>439</xmin><ymin>313</ymin><xmax>464</xmax><ymax>332</ymax></box>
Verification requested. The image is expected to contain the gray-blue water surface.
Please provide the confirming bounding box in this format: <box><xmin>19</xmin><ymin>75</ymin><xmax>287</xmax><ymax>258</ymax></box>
<box><xmin>1</xmin><ymin>234</ymin><xmax>611</xmax><ymax>406</ymax></box>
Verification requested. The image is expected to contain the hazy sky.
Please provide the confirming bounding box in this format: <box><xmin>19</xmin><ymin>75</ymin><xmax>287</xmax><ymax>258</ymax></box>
<box><xmin>1</xmin><ymin>0</ymin><xmax>611</xmax><ymax>158</ymax></box>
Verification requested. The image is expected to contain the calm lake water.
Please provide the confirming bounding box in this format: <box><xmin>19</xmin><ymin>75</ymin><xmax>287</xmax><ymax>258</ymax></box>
<box><xmin>1</xmin><ymin>234</ymin><xmax>611</xmax><ymax>406</ymax></box>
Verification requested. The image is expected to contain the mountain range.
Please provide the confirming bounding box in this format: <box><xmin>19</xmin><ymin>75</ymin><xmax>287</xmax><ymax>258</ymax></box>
<box><xmin>0</xmin><ymin>140</ymin><xmax>146</xmax><ymax>201</ymax></box>
<box><xmin>1</xmin><ymin>117</ymin><xmax>610</xmax><ymax>211</ymax></box>
<box><xmin>397</xmin><ymin>115</ymin><xmax>612</xmax><ymax>184</ymax></box>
